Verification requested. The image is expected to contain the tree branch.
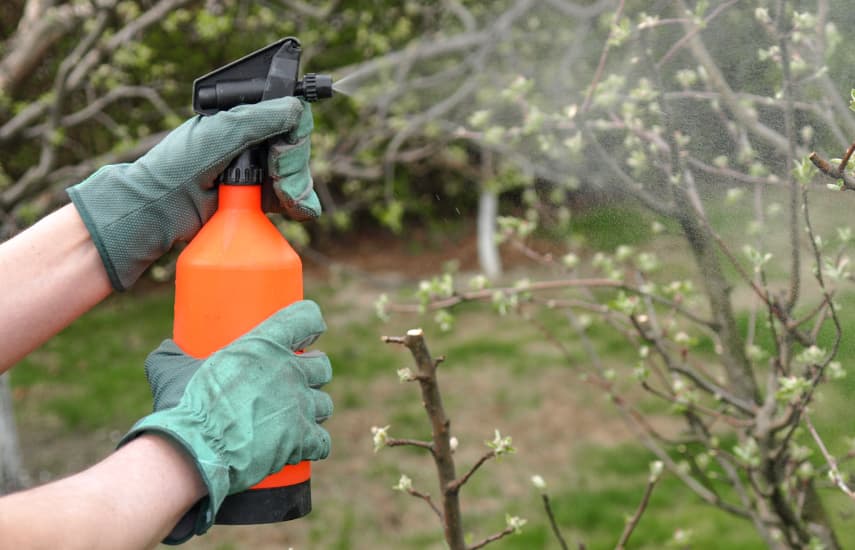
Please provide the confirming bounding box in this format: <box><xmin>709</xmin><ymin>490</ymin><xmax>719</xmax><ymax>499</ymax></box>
<box><xmin>468</xmin><ymin>526</ymin><xmax>517</xmax><ymax>550</ymax></box>
<box><xmin>447</xmin><ymin>450</ymin><xmax>495</xmax><ymax>495</ymax></box>
<box><xmin>387</xmin><ymin>438</ymin><xmax>436</xmax><ymax>454</ymax></box>
<box><xmin>614</xmin><ymin>473</ymin><xmax>659</xmax><ymax>550</ymax></box>
<box><xmin>404</xmin><ymin>486</ymin><xmax>443</xmax><ymax>520</ymax></box>
<box><xmin>383</xmin><ymin>329</ymin><xmax>466</xmax><ymax>550</ymax></box>
<box><xmin>540</xmin><ymin>493</ymin><xmax>569</xmax><ymax>550</ymax></box>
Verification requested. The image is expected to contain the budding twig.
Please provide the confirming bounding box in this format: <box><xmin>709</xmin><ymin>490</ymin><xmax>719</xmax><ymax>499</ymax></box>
<box><xmin>447</xmin><ymin>450</ymin><xmax>496</xmax><ymax>494</ymax></box>
<box><xmin>404</xmin><ymin>487</ymin><xmax>443</xmax><ymax>519</ymax></box>
<box><xmin>540</xmin><ymin>493</ymin><xmax>569</xmax><ymax>550</ymax></box>
<box><xmin>468</xmin><ymin>525</ymin><xmax>517</xmax><ymax>550</ymax></box>
<box><xmin>809</xmin><ymin>149</ymin><xmax>855</xmax><ymax>190</ymax></box>
<box><xmin>387</xmin><ymin>438</ymin><xmax>435</xmax><ymax>454</ymax></box>
<box><xmin>614</xmin><ymin>473</ymin><xmax>660</xmax><ymax>550</ymax></box>
<box><xmin>804</xmin><ymin>414</ymin><xmax>855</xmax><ymax>500</ymax></box>
<box><xmin>383</xmin><ymin>329</ymin><xmax>465</xmax><ymax>549</ymax></box>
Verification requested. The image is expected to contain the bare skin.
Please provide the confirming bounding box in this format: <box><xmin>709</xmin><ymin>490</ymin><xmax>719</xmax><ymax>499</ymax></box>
<box><xmin>0</xmin><ymin>203</ymin><xmax>112</xmax><ymax>373</ymax></box>
<box><xmin>0</xmin><ymin>204</ymin><xmax>206</xmax><ymax>548</ymax></box>
<box><xmin>0</xmin><ymin>434</ymin><xmax>206</xmax><ymax>550</ymax></box>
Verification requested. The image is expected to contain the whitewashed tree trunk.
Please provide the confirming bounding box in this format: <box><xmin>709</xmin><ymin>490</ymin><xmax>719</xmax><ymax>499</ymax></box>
<box><xmin>477</xmin><ymin>151</ymin><xmax>502</xmax><ymax>279</ymax></box>
<box><xmin>477</xmin><ymin>189</ymin><xmax>502</xmax><ymax>279</ymax></box>
<box><xmin>0</xmin><ymin>373</ymin><xmax>26</xmax><ymax>494</ymax></box>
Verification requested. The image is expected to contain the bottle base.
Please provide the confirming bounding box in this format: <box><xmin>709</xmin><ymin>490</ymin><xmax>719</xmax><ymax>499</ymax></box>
<box><xmin>215</xmin><ymin>479</ymin><xmax>311</xmax><ymax>524</ymax></box>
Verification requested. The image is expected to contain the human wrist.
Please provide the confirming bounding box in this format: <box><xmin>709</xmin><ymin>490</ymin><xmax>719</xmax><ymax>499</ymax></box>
<box><xmin>111</xmin><ymin>432</ymin><xmax>212</xmax><ymax>546</ymax></box>
<box><xmin>123</xmin><ymin>409</ymin><xmax>229</xmax><ymax>509</ymax></box>
<box><xmin>134</xmin><ymin>433</ymin><xmax>207</xmax><ymax>501</ymax></box>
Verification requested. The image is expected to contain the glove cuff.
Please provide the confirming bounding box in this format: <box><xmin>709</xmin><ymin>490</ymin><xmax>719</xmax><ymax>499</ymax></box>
<box><xmin>67</xmin><ymin>167</ymin><xmax>127</xmax><ymax>291</ymax></box>
<box><xmin>67</xmin><ymin>161</ymin><xmax>211</xmax><ymax>292</ymax></box>
<box><xmin>119</xmin><ymin>410</ymin><xmax>230</xmax><ymax>543</ymax></box>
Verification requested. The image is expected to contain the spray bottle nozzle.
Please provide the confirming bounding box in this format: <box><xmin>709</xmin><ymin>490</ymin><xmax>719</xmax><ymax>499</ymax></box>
<box><xmin>192</xmin><ymin>37</ymin><xmax>333</xmax><ymax>115</ymax></box>
<box><xmin>296</xmin><ymin>74</ymin><xmax>334</xmax><ymax>102</ymax></box>
<box><xmin>195</xmin><ymin>73</ymin><xmax>333</xmax><ymax>113</ymax></box>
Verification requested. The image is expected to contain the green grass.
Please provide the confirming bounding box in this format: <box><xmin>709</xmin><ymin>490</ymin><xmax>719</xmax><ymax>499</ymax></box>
<box><xmin>12</xmin><ymin>290</ymin><xmax>174</xmax><ymax>429</ymax></box>
<box><xmin>567</xmin><ymin>203</ymin><xmax>654</xmax><ymax>251</ymax></box>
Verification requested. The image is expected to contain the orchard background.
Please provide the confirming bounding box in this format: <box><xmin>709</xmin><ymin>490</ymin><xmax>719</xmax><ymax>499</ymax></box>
<box><xmin>5</xmin><ymin>1</ymin><xmax>855</xmax><ymax>548</ymax></box>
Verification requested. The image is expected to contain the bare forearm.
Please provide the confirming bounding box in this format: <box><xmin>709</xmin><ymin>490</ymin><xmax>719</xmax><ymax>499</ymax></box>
<box><xmin>0</xmin><ymin>204</ymin><xmax>111</xmax><ymax>372</ymax></box>
<box><xmin>0</xmin><ymin>434</ymin><xmax>206</xmax><ymax>550</ymax></box>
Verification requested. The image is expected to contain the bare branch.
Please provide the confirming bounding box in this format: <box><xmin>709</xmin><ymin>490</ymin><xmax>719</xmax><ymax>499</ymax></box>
<box><xmin>387</xmin><ymin>438</ymin><xmax>435</xmax><ymax>454</ymax></box>
<box><xmin>805</xmin><ymin>414</ymin><xmax>855</xmax><ymax>500</ymax></box>
<box><xmin>540</xmin><ymin>493</ymin><xmax>569</xmax><ymax>550</ymax></box>
<box><xmin>579</xmin><ymin>0</ymin><xmax>625</xmax><ymax>113</ymax></box>
<box><xmin>467</xmin><ymin>525</ymin><xmax>517</xmax><ymax>550</ymax></box>
<box><xmin>404</xmin><ymin>487</ymin><xmax>443</xmax><ymax>520</ymax></box>
<box><xmin>810</xmin><ymin>150</ymin><xmax>855</xmax><ymax>190</ymax></box>
<box><xmin>544</xmin><ymin>0</ymin><xmax>614</xmax><ymax>18</ymax></box>
<box><xmin>67</xmin><ymin>0</ymin><xmax>193</xmax><ymax>91</ymax></box>
<box><xmin>383</xmin><ymin>329</ymin><xmax>466</xmax><ymax>550</ymax></box>
<box><xmin>655</xmin><ymin>0</ymin><xmax>740</xmax><ymax>69</ymax></box>
<box><xmin>674</xmin><ymin>0</ymin><xmax>789</xmax><ymax>154</ymax></box>
<box><xmin>614</xmin><ymin>473</ymin><xmax>660</xmax><ymax>550</ymax></box>
<box><xmin>447</xmin><ymin>450</ymin><xmax>495</xmax><ymax>495</ymax></box>
<box><xmin>24</xmin><ymin>86</ymin><xmax>175</xmax><ymax>139</ymax></box>
<box><xmin>443</xmin><ymin>0</ymin><xmax>477</xmax><ymax>32</ymax></box>
<box><xmin>275</xmin><ymin>0</ymin><xmax>338</xmax><ymax>19</ymax></box>
<box><xmin>0</xmin><ymin>1</ymin><xmax>106</xmax><ymax>94</ymax></box>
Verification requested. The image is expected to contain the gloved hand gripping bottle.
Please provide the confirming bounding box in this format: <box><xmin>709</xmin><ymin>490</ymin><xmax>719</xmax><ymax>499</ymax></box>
<box><xmin>173</xmin><ymin>37</ymin><xmax>332</xmax><ymax>524</ymax></box>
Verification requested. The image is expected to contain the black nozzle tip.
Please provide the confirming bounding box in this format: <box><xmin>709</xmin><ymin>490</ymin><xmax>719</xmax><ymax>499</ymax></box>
<box><xmin>299</xmin><ymin>73</ymin><xmax>334</xmax><ymax>102</ymax></box>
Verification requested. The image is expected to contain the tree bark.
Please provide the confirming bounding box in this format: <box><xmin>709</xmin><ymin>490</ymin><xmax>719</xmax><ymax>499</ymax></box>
<box><xmin>674</xmin><ymin>202</ymin><xmax>759</xmax><ymax>403</ymax></box>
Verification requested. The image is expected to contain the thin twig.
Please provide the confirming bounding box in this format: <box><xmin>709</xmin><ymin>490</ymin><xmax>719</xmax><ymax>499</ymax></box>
<box><xmin>580</xmin><ymin>0</ymin><xmax>625</xmax><ymax>113</ymax></box>
<box><xmin>541</xmin><ymin>493</ymin><xmax>569</xmax><ymax>550</ymax></box>
<box><xmin>614</xmin><ymin>475</ymin><xmax>660</xmax><ymax>549</ymax></box>
<box><xmin>655</xmin><ymin>0</ymin><xmax>740</xmax><ymax>68</ymax></box>
<box><xmin>405</xmin><ymin>487</ymin><xmax>444</xmax><ymax>519</ymax></box>
<box><xmin>387</xmin><ymin>438</ymin><xmax>436</xmax><ymax>454</ymax></box>
<box><xmin>804</xmin><ymin>414</ymin><xmax>855</xmax><ymax>500</ymax></box>
<box><xmin>810</xmin><ymin>150</ymin><xmax>855</xmax><ymax>190</ymax></box>
<box><xmin>468</xmin><ymin>526</ymin><xmax>517</xmax><ymax>550</ymax></box>
<box><xmin>447</xmin><ymin>451</ymin><xmax>496</xmax><ymax>494</ymax></box>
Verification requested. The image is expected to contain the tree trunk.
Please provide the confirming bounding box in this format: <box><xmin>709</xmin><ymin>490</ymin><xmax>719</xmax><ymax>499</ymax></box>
<box><xmin>675</xmin><ymin>205</ymin><xmax>759</xmax><ymax>403</ymax></box>
<box><xmin>0</xmin><ymin>373</ymin><xmax>27</xmax><ymax>494</ymax></box>
<box><xmin>477</xmin><ymin>188</ymin><xmax>502</xmax><ymax>279</ymax></box>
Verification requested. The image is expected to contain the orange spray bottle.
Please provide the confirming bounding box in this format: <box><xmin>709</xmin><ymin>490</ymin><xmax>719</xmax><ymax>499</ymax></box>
<box><xmin>174</xmin><ymin>37</ymin><xmax>332</xmax><ymax>524</ymax></box>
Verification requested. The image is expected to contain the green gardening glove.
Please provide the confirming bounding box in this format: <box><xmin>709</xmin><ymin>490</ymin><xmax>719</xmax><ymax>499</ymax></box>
<box><xmin>120</xmin><ymin>300</ymin><xmax>333</xmax><ymax>544</ymax></box>
<box><xmin>268</xmin><ymin>99</ymin><xmax>321</xmax><ymax>221</ymax></box>
<box><xmin>67</xmin><ymin>97</ymin><xmax>320</xmax><ymax>291</ymax></box>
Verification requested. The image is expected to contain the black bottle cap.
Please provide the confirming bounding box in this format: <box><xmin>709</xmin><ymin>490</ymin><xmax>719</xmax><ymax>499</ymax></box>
<box><xmin>217</xmin><ymin>149</ymin><xmax>265</xmax><ymax>186</ymax></box>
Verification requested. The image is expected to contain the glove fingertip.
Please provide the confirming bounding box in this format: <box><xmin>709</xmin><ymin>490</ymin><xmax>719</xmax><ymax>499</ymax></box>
<box><xmin>313</xmin><ymin>390</ymin><xmax>334</xmax><ymax>423</ymax></box>
<box><xmin>299</xmin><ymin>352</ymin><xmax>332</xmax><ymax>387</ymax></box>
<box><xmin>309</xmin><ymin>426</ymin><xmax>331</xmax><ymax>460</ymax></box>
<box><xmin>281</xmin><ymin>299</ymin><xmax>327</xmax><ymax>332</ymax></box>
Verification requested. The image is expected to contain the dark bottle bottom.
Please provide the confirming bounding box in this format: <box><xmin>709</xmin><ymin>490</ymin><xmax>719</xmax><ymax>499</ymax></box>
<box><xmin>215</xmin><ymin>479</ymin><xmax>311</xmax><ymax>524</ymax></box>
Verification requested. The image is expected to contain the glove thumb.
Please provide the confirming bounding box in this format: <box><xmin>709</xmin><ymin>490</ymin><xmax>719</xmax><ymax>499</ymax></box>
<box><xmin>144</xmin><ymin>340</ymin><xmax>203</xmax><ymax>410</ymax></box>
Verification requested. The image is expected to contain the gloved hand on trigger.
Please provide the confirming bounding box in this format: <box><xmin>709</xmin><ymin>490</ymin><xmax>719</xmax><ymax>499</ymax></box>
<box><xmin>120</xmin><ymin>300</ymin><xmax>333</xmax><ymax>544</ymax></box>
<box><xmin>67</xmin><ymin>96</ymin><xmax>321</xmax><ymax>291</ymax></box>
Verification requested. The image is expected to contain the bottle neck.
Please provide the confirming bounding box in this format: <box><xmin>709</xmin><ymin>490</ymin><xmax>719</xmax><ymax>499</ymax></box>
<box><xmin>218</xmin><ymin>184</ymin><xmax>262</xmax><ymax>211</ymax></box>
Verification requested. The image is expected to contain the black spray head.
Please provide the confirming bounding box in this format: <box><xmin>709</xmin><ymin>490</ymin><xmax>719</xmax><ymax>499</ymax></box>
<box><xmin>193</xmin><ymin>37</ymin><xmax>333</xmax><ymax>115</ymax></box>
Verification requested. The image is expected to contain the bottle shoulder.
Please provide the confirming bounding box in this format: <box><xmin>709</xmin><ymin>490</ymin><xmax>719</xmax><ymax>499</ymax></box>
<box><xmin>179</xmin><ymin>209</ymin><xmax>301</xmax><ymax>268</ymax></box>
